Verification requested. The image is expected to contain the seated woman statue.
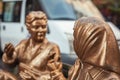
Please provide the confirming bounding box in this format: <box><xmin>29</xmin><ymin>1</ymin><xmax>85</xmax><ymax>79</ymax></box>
<box><xmin>2</xmin><ymin>11</ymin><xmax>65</xmax><ymax>80</ymax></box>
<box><xmin>68</xmin><ymin>17</ymin><xmax>120</xmax><ymax>80</ymax></box>
<box><xmin>52</xmin><ymin>17</ymin><xmax>120</xmax><ymax>80</ymax></box>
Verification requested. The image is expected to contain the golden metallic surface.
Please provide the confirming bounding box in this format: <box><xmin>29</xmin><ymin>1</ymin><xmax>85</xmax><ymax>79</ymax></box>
<box><xmin>68</xmin><ymin>17</ymin><xmax>120</xmax><ymax>80</ymax></box>
<box><xmin>2</xmin><ymin>11</ymin><xmax>64</xmax><ymax>80</ymax></box>
<box><xmin>0</xmin><ymin>70</ymin><xmax>17</xmax><ymax>80</ymax></box>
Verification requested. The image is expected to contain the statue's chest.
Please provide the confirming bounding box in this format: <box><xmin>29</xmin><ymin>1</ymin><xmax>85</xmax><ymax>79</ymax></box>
<box><xmin>19</xmin><ymin>45</ymin><xmax>43</xmax><ymax>63</ymax></box>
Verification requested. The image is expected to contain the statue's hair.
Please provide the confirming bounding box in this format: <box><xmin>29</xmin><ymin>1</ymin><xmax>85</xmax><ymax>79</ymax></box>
<box><xmin>25</xmin><ymin>11</ymin><xmax>47</xmax><ymax>27</ymax></box>
<box><xmin>73</xmin><ymin>17</ymin><xmax>107</xmax><ymax>59</ymax></box>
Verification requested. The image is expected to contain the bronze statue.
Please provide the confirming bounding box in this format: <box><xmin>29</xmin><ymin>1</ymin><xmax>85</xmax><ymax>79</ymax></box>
<box><xmin>2</xmin><ymin>11</ymin><xmax>65</xmax><ymax>80</ymax></box>
<box><xmin>0</xmin><ymin>70</ymin><xmax>17</xmax><ymax>80</ymax></box>
<box><xmin>68</xmin><ymin>17</ymin><xmax>120</xmax><ymax>80</ymax></box>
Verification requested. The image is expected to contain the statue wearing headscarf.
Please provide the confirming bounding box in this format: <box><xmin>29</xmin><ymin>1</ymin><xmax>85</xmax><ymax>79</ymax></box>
<box><xmin>68</xmin><ymin>17</ymin><xmax>120</xmax><ymax>80</ymax></box>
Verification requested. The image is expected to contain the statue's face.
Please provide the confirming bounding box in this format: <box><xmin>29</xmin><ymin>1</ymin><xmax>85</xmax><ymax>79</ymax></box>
<box><xmin>29</xmin><ymin>19</ymin><xmax>47</xmax><ymax>42</ymax></box>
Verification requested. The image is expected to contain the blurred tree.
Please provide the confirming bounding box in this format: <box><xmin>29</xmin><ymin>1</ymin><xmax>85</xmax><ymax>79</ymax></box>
<box><xmin>92</xmin><ymin>0</ymin><xmax>120</xmax><ymax>28</ymax></box>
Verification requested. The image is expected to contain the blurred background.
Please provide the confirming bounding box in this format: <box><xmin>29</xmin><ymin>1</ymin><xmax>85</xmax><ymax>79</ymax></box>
<box><xmin>92</xmin><ymin>0</ymin><xmax>120</xmax><ymax>29</ymax></box>
<box><xmin>0</xmin><ymin>0</ymin><xmax>120</xmax><ymax>68</ymax></box>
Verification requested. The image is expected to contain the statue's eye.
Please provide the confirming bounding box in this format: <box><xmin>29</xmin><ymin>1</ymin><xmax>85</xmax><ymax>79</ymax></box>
<box><xmin>41</xmin><ymin>25</ymin><xmax>46</xmax><ymax>28</ymax></box>
<box><xmin>32</xmin><ymin>26</ymin><xmax>38</xmax><ymax>29</ymax></box>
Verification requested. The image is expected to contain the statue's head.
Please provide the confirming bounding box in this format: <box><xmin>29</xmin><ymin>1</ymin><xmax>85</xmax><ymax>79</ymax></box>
<box><xmin>25</xmin><ymin>11</ymin><xmax>47</xmax><ymax>42</ymax></box>
<box><xmin>73</xmin><ymin>17</ymin><xmax>106</xmax><ymax>60</ymax></box>
<box><xmin>73</xmin><ymin>17</ymin><xmax>120</xmax><ymax>74</ymax></box>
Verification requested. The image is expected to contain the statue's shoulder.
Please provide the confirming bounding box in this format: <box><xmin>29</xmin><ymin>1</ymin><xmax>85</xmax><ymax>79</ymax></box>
<box><xmin>20</xmin><ymin>39</ymin><xmax>28</xmax><ymax>44</ymax></box>
<box><xmin>108</xmin><ymin>72</ymin><xmax>120</xmax><ymax>80</ymax></box>
<box><xmin>49</xmin><ymin>42</ymin><xmax>59</xmax><ymax>48</ymax></box>
<box><xmin>15</xmin><ymin>39</ymin><xmax>29</xmax><ymax>49</ymax></box>
<box><xmin>18</xmin><ymin>39</ymin><xmax>28</xmax><ymax>46</ymax></box>
<box><xmin>88</xmin><ymin>66</ymin><xmax>120</xmax><ymax>80</ymax></box>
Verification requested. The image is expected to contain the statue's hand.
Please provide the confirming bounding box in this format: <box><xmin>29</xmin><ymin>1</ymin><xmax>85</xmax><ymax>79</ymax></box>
<box><xmin>4</xmin><ymin>43</ymin><xmax>15</xmax><ymax>58</ymax></box>
<box><xmin>47</xmin><ymin>60</ymin><xmax>62</xmax><ymax>71</ymax></box>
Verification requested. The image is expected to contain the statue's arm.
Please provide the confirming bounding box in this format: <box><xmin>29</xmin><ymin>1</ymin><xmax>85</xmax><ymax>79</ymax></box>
<box><xmin>2</xmin><ymin>43</ymin><xmax>17</xmax><ymax>65</ymax></box>
<box><xmin>2</xmin><ymin>40</ymin><xmax>27</xmax><ymax>66</ymax></box>
<box><xmin>68</xmin><ymin>59</ymin><xmax>81</xmax><ymax>80</ymax></box>
<box><xmin>47</xmin><ymin>44</ymin><xmax>66</xmax><ymax>80</ymax></box>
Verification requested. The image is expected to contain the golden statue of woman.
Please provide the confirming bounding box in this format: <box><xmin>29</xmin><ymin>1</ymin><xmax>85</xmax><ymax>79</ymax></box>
<box><xmin>68</xmin><ymin>17</ymin><xmax>120</xmax><ymax>80</ymax></box>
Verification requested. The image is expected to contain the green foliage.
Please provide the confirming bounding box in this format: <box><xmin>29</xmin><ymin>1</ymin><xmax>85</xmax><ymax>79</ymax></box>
<box><xmin>109</xmin><ymin>7</ymin><xmax>120</xmax><ymax>15</ymax></box>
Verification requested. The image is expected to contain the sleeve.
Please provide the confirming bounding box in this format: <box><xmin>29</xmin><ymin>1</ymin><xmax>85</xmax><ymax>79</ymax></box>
<box><xmin>2</xmin><ymin>40</ymin><xmax>26</xmax><ymax>66</ymax></box>
<box><xmin>47</xmin><ymin>44</ymin><xmax>66</xmax><ymax>80</ymax></box>
<box><xmin>68</xmin><ymin>58</ymin><xmax>81</xmax><ymax>80</ymax></box>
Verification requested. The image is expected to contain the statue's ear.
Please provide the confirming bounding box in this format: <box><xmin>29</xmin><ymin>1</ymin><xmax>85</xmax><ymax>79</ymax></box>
<box><xmin>25</xmin><ymin>23</ymin><xmax>31</xmax><ymax>34</ymax></box>
<box><xmin>26</xmin><ymin>23</ymin><xmax>30</xmax><ymax>30</ymax></box>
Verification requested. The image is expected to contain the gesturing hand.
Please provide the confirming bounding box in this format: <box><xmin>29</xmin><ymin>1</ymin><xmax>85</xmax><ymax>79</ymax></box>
<box><xmin>4</xmin><ymin>43</ymin><xmax>15</xmax><ymax>58</ymax></box>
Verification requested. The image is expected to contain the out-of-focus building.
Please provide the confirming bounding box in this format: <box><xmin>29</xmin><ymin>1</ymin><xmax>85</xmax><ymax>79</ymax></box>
<box><xmin>65</xmin><ymin>0</ymin><xmax>104</xmax><ymax>20</ymax></box>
